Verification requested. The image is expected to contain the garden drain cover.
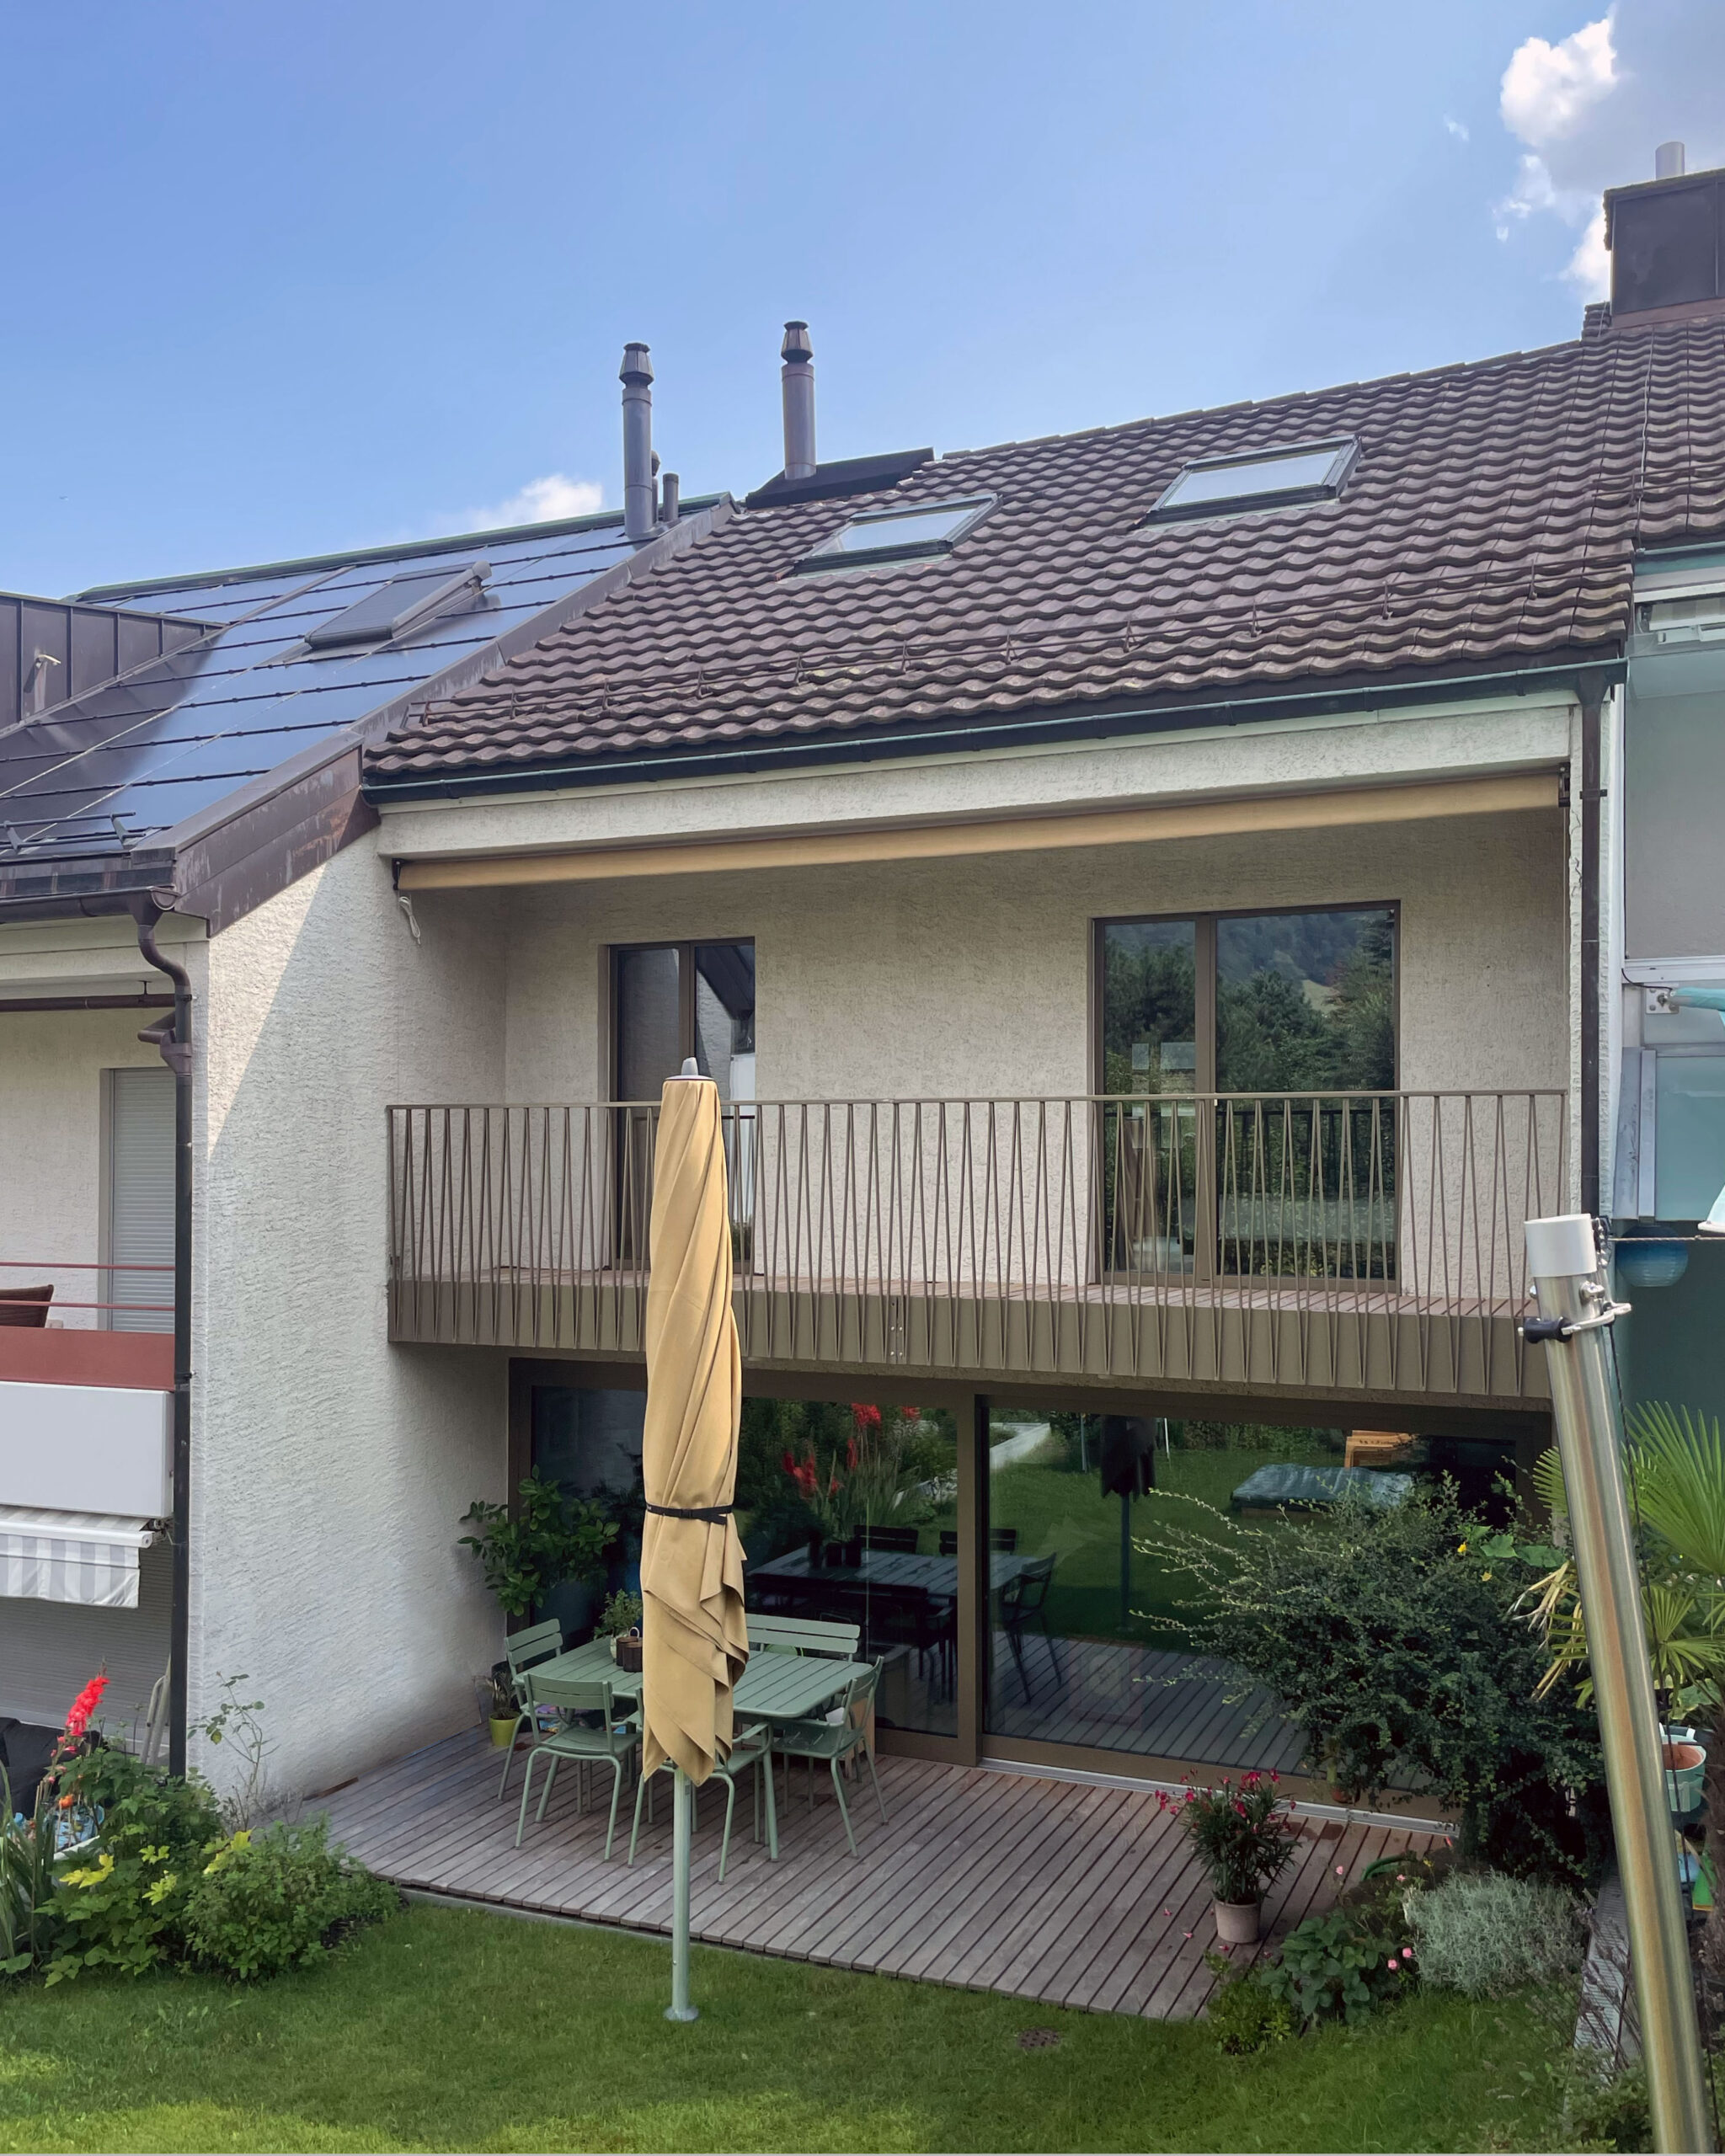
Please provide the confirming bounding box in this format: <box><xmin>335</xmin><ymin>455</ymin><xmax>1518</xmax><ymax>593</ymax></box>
<box><xmin>1016</xmin><ymin>2028</ymin><xmax>1061</xmax><ymax>2051</ymax></box>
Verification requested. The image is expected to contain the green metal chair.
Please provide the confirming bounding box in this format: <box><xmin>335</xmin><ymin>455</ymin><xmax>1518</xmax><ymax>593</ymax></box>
<box><xmin>627</xmin><ymin>1721</ymin><xmax>779</xmax><ymax>1882</ymax></box>
<box><xmin>514</xmin><ymin>1674</ymin><xmax>636</xmax><ymax>1855</ymax></box>
<box><xmin>496</xmin><ymin>1618</ymin><xmax>564</xmax><ymax>1800</ymax></box>
<box><xmin>771</xmin><ymin>1662</ymin><xmax>886</xmax><ymax>1858</ymax></box>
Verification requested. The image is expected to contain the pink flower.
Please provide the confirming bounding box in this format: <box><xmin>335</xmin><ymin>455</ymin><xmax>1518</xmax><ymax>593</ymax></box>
<box><xmin>1335</xmin><ymin>1864</ymin><xmax>1344</xmax><ymax>1876</ymax></box>
<box><xmin>1386</xmin><ymin>1955</ymin><xmax>1399</xmax><ymax>1969</ymax></box>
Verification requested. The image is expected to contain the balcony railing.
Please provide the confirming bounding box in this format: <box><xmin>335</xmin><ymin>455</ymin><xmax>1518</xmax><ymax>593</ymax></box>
<box><xmin>0</xmin><ymin>1257</ymin><xmax>175</xmax><ymax>1390</ymax></box>
<box><xmin>387</xmin><ymin>1091</ymin><xmax>1569</xmax><ymax>1401</ymax></box>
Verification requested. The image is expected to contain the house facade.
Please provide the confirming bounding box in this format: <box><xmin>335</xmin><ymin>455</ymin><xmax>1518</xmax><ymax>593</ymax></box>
<box><xmin>4</xmin><ymin>162</ymin><xmax>1725</xmax><ymax>1807</ymax></box>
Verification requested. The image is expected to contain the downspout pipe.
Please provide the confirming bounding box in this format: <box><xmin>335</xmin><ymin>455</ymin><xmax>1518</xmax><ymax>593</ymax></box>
<box><xmin>1578</xmin><ymin>667</ymin><xmax>1608</xmax><ymax>1218</ymax></box>
<box><xmin>130</xmin><ymin>899</ymin><xmax>193</xmax><ymax>1777</ymax></box>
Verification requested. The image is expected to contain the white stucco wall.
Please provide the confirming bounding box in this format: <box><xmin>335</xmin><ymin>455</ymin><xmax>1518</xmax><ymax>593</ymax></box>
<box><xmin>497</xmin><ymin>805</ymin><xmax>1569</xmax><ymax>1107</ymax></box>
<box><xmin>190</xmin><ymin>843</ymin><xmax>511</xmax><ymax>1801</ymax></box>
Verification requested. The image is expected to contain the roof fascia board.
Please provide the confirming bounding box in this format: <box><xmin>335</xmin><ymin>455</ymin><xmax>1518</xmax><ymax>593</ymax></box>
<box><xmin>152</xmin><ymin>497</ymin><xmax>734</xmax><ymax>862</ymax></box>
<box><xmin>364</xmin><ymin>648</ymin><xmax>1622</xmax><ymax>807</ymax></box>
<box><xmin>396</xmin><ymin>770</ymin><xmax>1563</xmax><ymax>893</ymax></box>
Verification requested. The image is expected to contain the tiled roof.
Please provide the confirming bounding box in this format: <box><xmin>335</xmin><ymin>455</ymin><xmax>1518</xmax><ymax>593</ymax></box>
<box><xmin>368</xmin><ymin>316</ymin><xmax>1725</xmax><ymax>784</ymax></box>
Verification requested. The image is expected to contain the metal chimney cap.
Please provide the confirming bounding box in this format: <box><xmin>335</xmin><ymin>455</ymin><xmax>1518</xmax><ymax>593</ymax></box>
<box><xmin>782</xmin><ymin>321</ymin><xmax>814</xmax><ymax>363</ymax></box>
<box><xmin>1656</xmin><ymin>141</ymin><xmax>1687</xmax><ymax>179</ymax></box>
<box><xmin>620</xmin><ymin>341</ymin><xmax>654</xmax><ymax>385</ymax></box>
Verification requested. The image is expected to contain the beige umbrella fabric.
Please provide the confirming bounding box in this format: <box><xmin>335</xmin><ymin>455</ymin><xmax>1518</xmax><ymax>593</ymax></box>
<box><xmin>638</xmin><ymin>1072</ymin><xmax>749</xmax><ymax>1785</ymax></box>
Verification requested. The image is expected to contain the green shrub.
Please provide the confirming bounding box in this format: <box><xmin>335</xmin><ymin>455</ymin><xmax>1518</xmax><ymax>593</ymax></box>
<box><xmin>1163</xmin><ymin>1775</ymin><xmax>1300</xmax><ymax>1904</ymax></box>
<box><xmin>460</xmin><ymin>1471</ymin><xmax>615</xmax><ymax>1620</ymax></box>
<box><xmin>41</xmin><ymin>1750</ymin><xmax>224</xmax><ymax>1984</ymax></box>
<box><xmin>60</xmin><ymin>1744</ymin><xmax>222</xmax><ymax>1865</ymax></box>
<box><xmin>1258</xmin><ymin>1907</ymin><xmax>1416</xmax><ymax>2029</ymax></box>
<box><xmin>182</xmin><ymin>1820</ymin><xmax>398</xmax><ymax>1980</ymax></box>
<box><xmin>1140</xmin><ymin>1481</ymin><xmax>1607</xmax><ymax>1882</ymax></box>
<box><xmin>1204</xmin><ymin>1954</ymin><xmax>1296</xmax><ymax>2052</ymax></box>
<box><xmin>1407</xmin><ymin>1870</ymin><xmax>1586</xmax><ymax>1999</ymax></box>
<box><xmin>46</xmin><ymin>1842</ymin><xmax>185</xmax><ymax>1983</ymax></box>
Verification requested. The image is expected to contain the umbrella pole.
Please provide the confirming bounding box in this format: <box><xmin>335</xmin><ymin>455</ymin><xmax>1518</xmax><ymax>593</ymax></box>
<box><xmin>666</xmin><ymin>1766</ymin><xmax>698</xmax><ymax>2023</ymax></box>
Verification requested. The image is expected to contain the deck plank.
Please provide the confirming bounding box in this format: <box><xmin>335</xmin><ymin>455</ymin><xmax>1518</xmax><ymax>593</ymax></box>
<box><xmin>310</xmin><ymin>1727</ymin><xmax>1439</xmax><ymax>2019</ymax></box>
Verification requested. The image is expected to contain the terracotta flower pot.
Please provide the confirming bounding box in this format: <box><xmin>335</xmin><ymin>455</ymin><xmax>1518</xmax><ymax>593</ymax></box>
<box><xmin>1214</xmin><ymin>1897</ymin><xmax>1262</xmax><ymax>1945</ymax></box>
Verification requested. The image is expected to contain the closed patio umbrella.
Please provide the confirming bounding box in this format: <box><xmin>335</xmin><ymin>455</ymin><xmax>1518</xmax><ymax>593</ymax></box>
<box><xmin>641</xmin><ymin>1059</ymin><xmax>749</xmax><ymax>2022</ymax></box>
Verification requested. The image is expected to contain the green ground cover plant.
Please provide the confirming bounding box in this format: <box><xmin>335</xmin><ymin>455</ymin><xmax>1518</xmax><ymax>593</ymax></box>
<box><xmin>0</xmin><ymin>1899</ymin><xmax>1586</xmax><ymax>2153</ymax></box>
<box><xmin>1407</xmin><ymin>1872</ymin><xmax>1589</xmax><ymax>2000</ymax></box>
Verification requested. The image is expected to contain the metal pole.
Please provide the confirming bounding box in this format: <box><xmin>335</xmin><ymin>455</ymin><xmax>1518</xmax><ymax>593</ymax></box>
<box><xmin>666</xmin><ymin>1766</ymin><xmax>697</xmax><ymax>2023</ymax></box>
<box><xmin>1525</xmin><ymin>1214</ymin><xmax>1711</xmax><ymax>2154</ymax></box>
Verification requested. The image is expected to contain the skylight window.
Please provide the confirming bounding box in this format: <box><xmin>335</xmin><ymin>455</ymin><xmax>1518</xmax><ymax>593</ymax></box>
<box><xmin>1148</xmin><ymin>439</ymin><xmax>1359</xmax><ymax>523</ymax></box>
<box><xmin>304</xmin><ymin>559</ymin><xmax>490</xmax><ymax>650</ymax></box>
<box><xmin>798</xmin><ymin>497</ymin><xmax>992</xmax><ymax>571</ymax></box>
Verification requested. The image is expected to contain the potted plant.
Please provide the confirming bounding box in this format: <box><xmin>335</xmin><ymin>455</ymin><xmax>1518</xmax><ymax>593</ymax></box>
<box><xmin>483</xmin><ymin>1664</ymin><xmax>517</xmax><ymax>1749</ymax></box>
<box><xmin>1162</xmin><ymin>1772</ymin><xmax>1300</xmax><ymax>1944</ymax></box>
<box><xmin>596</xmin><ymin>1589</ymin><xmax>644</xmax><ymax>1673</ymax></box>
<box><xmin>459</xmin><ymin>1470</ymin><xmax>616</xmax><ymax>1620</ymax></box>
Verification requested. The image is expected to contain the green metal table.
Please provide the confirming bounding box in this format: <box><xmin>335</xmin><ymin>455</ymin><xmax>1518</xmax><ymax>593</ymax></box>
<box><xmin>528</xmin><ymin>1633</ymin><xmax>872</xmax><ymax>1724</ymax></box>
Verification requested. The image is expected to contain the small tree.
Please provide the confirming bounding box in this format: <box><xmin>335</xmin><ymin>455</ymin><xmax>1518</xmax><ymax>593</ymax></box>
<box><xmin>460</xmin><ymin>1472</ymin><xmax>615</xmax><ymax>1620</ymax></box>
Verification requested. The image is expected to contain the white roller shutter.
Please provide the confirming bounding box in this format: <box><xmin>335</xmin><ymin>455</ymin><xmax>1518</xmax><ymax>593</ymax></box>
<box><xmin>107</xmin><ymin>1067</ymin><xmax>174</xmax><ymax>1334</ymax></box>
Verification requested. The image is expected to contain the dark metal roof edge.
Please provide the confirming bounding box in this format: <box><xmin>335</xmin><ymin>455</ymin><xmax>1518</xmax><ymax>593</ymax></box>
<box><xmin>744</xmin><ymin>451</ymin><xmax>936</xmax><ymax>510</ymax></box>
<box><xmin>0</xmin><ymin>854</ymin><xmax>177</xmax><ymax>922</ymax></box>
<box><xmin>365</xmin><ymin>645</ymin><xmax>1625</xmax><ymax>808</ymax></box>
<box><xmin>155</xmin><ymin>495</ymin><xmax>737</xmax><ymax>858</ymax></box>
<box><xmin>69</xmin><ymin>496</ymin><xmax>724</xmax><ymax>606</ymax></box>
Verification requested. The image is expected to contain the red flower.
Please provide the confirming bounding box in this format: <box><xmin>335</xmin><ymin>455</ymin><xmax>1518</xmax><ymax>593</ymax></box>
<box><xmin>846</xmin><ymin>1437</ymin><xmax>859</xmax><ymax>1470</ymax></box>
<box><xmin>62</xmin><ymin>1672</ymin><xmax>107</xmax><ymax>1741</ymax></box>
<box><xmin>851</xmin><ymin>1404</ymin><xmax>882</xmax><ymax>1434</ymax></box>
<box><xmin>900</xmin><ymin>1406</ymin><xmax>919</xmax><ymax>1422</ymax></box>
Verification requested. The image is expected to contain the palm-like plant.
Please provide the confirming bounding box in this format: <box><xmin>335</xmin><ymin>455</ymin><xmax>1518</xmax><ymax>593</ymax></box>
<box><xmin>1527</xmin><ymin>1403</ymin><xmax>1725</xmax><ymax>1964</ymax></box>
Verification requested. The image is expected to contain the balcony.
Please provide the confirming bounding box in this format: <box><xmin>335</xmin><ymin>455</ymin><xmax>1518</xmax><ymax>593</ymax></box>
<box><xmin>386</xmin><ymin>1092</ymin><xmax>1569</xmax><ymax>1405</ymax></box>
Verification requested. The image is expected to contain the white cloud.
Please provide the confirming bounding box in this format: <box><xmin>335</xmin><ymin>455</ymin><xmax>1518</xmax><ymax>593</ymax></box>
<box><xmin>1487</xmin><ymin>2</ymin><xmax>1725</xmax><ymax>303</ymax></box>
<box><xmin>1564</xmin><ymin>209</ymin><xmax>1611</xmax><ymax>298</ymax></box>
<box><xmin>1500</xmin><ymin>15</ymin><xmax>1617</xmax><ymax>149</ymax></box>
<box><xmin>1444</xmin><ymin>115</ymin><xmax>1470</xmax><ymax>143</ymax></box>
<box><xmin>461</xmin><ymin>473</ymin><xmax>606</xmax><ymax>530</ymax></box>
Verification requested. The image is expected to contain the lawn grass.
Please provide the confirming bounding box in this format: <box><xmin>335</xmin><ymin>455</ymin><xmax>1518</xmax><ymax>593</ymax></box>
<box><xmin>0</xmin><ymin>1901</ymin><xmax>1568</xmax><ymax>2153</ymax></box>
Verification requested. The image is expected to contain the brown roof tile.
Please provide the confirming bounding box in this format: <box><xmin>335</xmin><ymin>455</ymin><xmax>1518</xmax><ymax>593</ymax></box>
<box><xmin>367</xmin><ymin>318</ymin><xmax>1725</xmax><ymax>783</ymax></box>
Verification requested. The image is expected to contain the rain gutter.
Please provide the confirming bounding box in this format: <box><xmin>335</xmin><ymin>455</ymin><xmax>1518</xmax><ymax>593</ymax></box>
<box><xmin>361</xmin><ymin>649</ymin><xmax>1628</xmax><ymax>806</ymax></box>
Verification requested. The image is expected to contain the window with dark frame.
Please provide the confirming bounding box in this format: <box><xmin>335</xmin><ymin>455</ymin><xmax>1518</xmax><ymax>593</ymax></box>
<box><xmin>610</xmin><ymin>941</ymin><xmax>756</xmax><ymax>1105</ymax></box>
<box><xmin>1097</xmin><ymin>905</ymin><xmax>1398</xmax><ymax>1283</ymax></box>
<box><xmin>1146</xmin><ymin>438</ymin><xmax>1359</xmax><ymax>524</ymax></box>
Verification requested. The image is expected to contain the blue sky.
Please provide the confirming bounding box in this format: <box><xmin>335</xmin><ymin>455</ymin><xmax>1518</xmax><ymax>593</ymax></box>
<box><xmin>2</xmin><ymin>1</ymin><xmax>1719</xmax><ymax>595</ymax></box>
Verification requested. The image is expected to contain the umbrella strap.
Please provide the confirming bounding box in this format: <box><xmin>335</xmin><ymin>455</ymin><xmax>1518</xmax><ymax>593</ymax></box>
<box><xmin>645</xmin><ymin>1502</ymin><xmax>734</xmax><ymax>1524</ymax></box>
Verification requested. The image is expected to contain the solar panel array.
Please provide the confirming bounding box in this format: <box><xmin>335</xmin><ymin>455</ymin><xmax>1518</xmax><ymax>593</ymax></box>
<box><xmin>0</xmin><ymin>518</ymin><xmax>639</xmax><ymax>863</ymax></box>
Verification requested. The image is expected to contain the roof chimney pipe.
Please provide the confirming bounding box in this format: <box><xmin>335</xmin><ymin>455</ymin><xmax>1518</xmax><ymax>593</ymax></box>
<box><xmin>620</xmin><ymin>342</ymin><xmax>656</xmax><ymax>542</ymax></box>
<box><xmin>781</xmin><ymin>321</ymin><xmax>816</xmax><ymax>482</ymax></box>
<box><xmin>1656</xmin><ymin>141</ymin><xmax>1686</xmax><ymax>179</ymax></box>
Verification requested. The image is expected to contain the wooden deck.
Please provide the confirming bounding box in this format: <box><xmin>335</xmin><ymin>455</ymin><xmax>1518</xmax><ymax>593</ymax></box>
<box><xmin>316</xmin><ymin>1729</ymin><xmax>1440</xmax><ymax>2020</ymax></box>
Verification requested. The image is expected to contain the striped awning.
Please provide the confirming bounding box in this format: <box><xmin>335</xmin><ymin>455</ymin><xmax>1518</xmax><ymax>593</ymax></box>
<box><xmin>0</xmin><ymin>1508</ymin><xmax>158</xmax><ymax>1608</ymax></box>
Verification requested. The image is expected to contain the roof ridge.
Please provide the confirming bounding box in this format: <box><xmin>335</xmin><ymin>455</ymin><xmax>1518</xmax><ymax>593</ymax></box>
<box><xmin>72</xmin><ymin>497</ymin><xmax>728</xmax><ymax>605</ymax></box>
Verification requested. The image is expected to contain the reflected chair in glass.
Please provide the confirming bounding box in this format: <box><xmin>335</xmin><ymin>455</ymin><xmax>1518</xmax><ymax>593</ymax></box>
<box><xmin>496</xmin><ymin>1617</ymin><xmax>564</xmax><ymax>1800</ymax></box>
<box><xmin>748</xmin><ymin>1613</ymin><xmax>862</xmax><ymax>1660</ymax></box>
<box><xmin>627</xmin><ymin>1721</ymin><xmax>778</xmax><ymax>1881</ymax></box>
<box><xmin>1000</xmin><ymin>1556</ymin><xmax>1061</xmax><ymax>1703</ymax></box>
<box><xmin>939</xmin><ymin>1527</ymin><xmax>1018</xmax><ymax>1556</ymax></box>
<box><xmin>865</xmin><ymin>1584</ymin><xmax>953</xmax><ymax>1701</ymax></box>
<box><xmin>772</xmin><ymin>1663</ymin><xmax>887</xmax><ymax>1859</ymax></box>
<box><xmin>859</xmin><ymin>1524</ymin><xmax>919</xmax><ymax>1553</ymax></box>
<box><xmin>514</xmin><ymin>1675</ymin><xmax>636</xmax><ymax>1854</ymax></box>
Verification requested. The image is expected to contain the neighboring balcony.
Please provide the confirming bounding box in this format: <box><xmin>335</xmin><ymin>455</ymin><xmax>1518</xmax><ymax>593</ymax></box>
<box><xmin>0</xmin><ymin>1261</ymin><xmax>174</xmax><ymax>1609</ymax></box>
<box><xmin>387</xmin><ymin>1092</ymin><xmax>1568</xmax><ymax>1406</ymax></box>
